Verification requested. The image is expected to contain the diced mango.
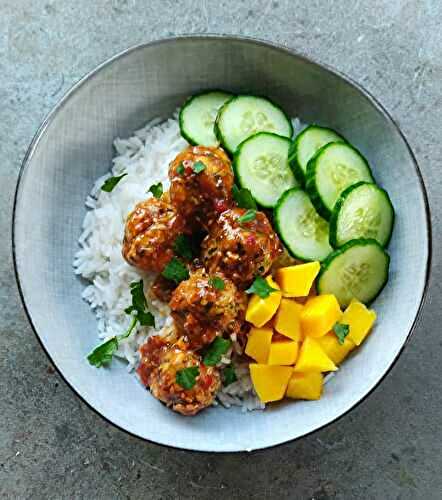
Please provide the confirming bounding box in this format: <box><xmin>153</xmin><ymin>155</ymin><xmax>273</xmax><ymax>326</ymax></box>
<box><xmin>294</xmin><ymin>337</ymin><xmax>337</xmax><ymax>373</ymax></box>
<box><xmin>342</xmin><ymin>299</ymin><xmax>377</xmax><ymax>346</ymax></box>
<box><xmin>286</xmin><ymin>372</ymin><xmax>323</xmax><ymax>400</ymax></box>
<box><xmin>249</xmin><ymin>364</ymin><xmax>293</xmax><ymax>403</ymax></box>
<box><xmin>245</xmin><ymin>276</ymin><xmax>282</xmax><ymax>327</ymax></box>
<box><xmin>245</xmin><ymin>327</ymin><xmax>273</xmax><ymax>363</ymax></box>
<box><xmin>300</xmin><ymin>294</ymin><xmax>342</xmax><ymax>338</ymax></box>
<box><xmin>275</xmin><ymin>262</ymin><xmax>320</xmax><ymax>297</ymax></box>
<box><xmin>274</xmin><ymin>298</ymin><xmax>304</xmax><ymax>341</ymax></box>
<box><xmin>268</xmin><ymin>341</ymin><xmax>299</xmax><ymax>365</ymax></box>
<box><xmin>318</xmin><ymin>332</ymin><xmax>356</xmax><ymax>365</ymax></box>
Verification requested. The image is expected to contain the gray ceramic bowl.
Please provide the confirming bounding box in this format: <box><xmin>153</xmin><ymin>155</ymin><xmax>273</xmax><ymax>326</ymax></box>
<box><xmin>13</xmin><ymin>35</ymin><xmax>431</xmax><ymax>452</ymax></box>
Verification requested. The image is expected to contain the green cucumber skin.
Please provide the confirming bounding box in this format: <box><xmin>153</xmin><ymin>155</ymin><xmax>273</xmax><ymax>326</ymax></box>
<box><xmin>329</xmin><ymin>181</ymin><xmax>395</xmax><ymax>249</ymax></box>
<box><xmin>288</xmin><ymin>125</ymin><xmax>346</xmax><ymax>187</ymax></box>
<box><xmin>233</xmin><ymin>132</ymin><xmax>292</xmax><ymax>208</ymax></box>
<box><xmin>305</xmin><ymin>141</ymin><xmax>375</xmax><ymax>220</ymax></box>
<box><xmin>179</xmin><ymin>89</ymin><xmax>233</xmax><ymax>146</ymax></box>
<box><xmin>274</xmin><ymin>187</ymin><xmax>310</xmax><ymax>261</ymax></box>
<box><xmin>317</xmin><ymin>238</ymin><xmax>390</xmax><ymax>306</ymax></box>
<box><xmin>214</xmin><ymin>95</ymin><xmax>294</xmax><ymax>155</ymax></box>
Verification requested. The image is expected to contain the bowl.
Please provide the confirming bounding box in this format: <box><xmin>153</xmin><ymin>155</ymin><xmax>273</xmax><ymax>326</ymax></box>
<box><xmin>13</xmin><ymin>35</ymin><xmax>431</xmax><ymax>452</ymax></box>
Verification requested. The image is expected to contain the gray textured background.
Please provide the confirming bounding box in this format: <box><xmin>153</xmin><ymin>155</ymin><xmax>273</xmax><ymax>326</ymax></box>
<box><xmin>1</xmin><ymin>1</ymin><xmax>441</xmax><ymax>498</ymax></box>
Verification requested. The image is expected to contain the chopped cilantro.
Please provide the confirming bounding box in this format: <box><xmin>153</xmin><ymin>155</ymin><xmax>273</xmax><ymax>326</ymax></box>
<box><xmin>176</xmin><ymin>163</ymin><xmax>185</xmax><ymax>175</ymax></box>
<box><xmin>161</xmin><ymin>257</ymin><xmax>189</xmax><ymax>283</ymax></box>
<box><xmin>208</xmin><ymin>276</ymin><xmax>225</xmax><ymax>290</ymax></box>
<box><xmin>333</xmin><ymin>322</ymin><xmax>350</xmax><ymax>345</ymax></box>
<box><xmin>101</xmin><ymin>173</ymin><xmax>127</xmax><ymax>192</ymax></box>
<box><xmin>173</xmin><ymin>234</ymin><xmax>193</xmax><ymax>260</ymax></box>
<box><xmin>203</xmin><ymin>337</ymin><xmax>231</xmax><ymax>366</ymax></box>
<box><xmin>222</xmin><ymin>365</ymin><xmax>237</xmax><ymax>386</ymax></box>
<box><xmin>245</xmin><ymin>276</ymin><xmax>278</xmax><ymax>299</ymax></box>
<box><xmin>232</xmin><ymin>185</ymin><xmax>257</xmax><ymax>210</ymax></box>
<box><xmin>192</xmin><ymin>161</ymin><xmax>206</xmax><ymax>173</ymax></box>
<box><xmin>238</xmin><ymin>209</ymin><xmax>256</xmax><ymax>224</ymax></box>
<box><xmin>176</xmin><ymin>366</ymin><xmax>200</xmax><ymax>389</ymax></box>
<box><xmin>147</xmin><ymin>182</ymin><xmax>163</xmax><ymax>198</ymax></box>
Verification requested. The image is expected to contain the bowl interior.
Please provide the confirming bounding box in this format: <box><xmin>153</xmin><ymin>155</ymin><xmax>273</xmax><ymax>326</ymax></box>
<box><xmin>14</xmin><ymin>37</ymin><xmax>429</xmax><ymax>451</ymax></box>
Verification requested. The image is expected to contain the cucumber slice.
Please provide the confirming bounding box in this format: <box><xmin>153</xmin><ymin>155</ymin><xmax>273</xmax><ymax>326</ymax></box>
<box><xmin>275</xmin><ymin>188</ymin><xmax>333</xmax><ymax>261</ymax></box>
<box><xmin>234</xmin><ymin>132</ymin><xmax>298</xmax><ymax>208</ymax></box>
<box><xmin>317</xmin><ymin>238</ymin><xmax>390</xmax><ymax>307</ymax></box>
<box><xmin>179</xmin><ymin>90</ymin><xmax>233</xmax><ymax>146</ymax></box>
<box><xmin>330</xmin><ymin>182</ymin><xmax>395</xmax><ymax>248</ymax></box>
<box><xmin>288</xmin><ymin>125</ymin><xmax>344</xmax><ymax>185</ymax></box>
<box><xmin>305</xmin><ymin>142</ymin><xmax>374</xmax><ymax>219</ymax></box>
<box><xmin>215</xmin><ymin>95</ymin><xmax>293</xmax><ymax>154</ymax></box>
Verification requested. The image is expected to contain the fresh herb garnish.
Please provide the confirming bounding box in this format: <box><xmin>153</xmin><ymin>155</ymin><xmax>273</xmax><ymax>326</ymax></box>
<box><xmin>101</xmin><ymin>173</ymin><xmax>127</xmax><ymax>192</ymax></box>
<box><xmin>147</xmin><ymin>182</ymin><xmax>163</xmax><ymax>198</ymax></box>
<box><xmin>173</xmin><ymin>234</ymin><xmax>193</xmax><ymax>260</ymax></box>
<box><xmin>87</xmin><ymin>280</ymin><xmax>154</xmax><ymax>367</ymax></box>
<box><xmin>176</xmin><ymin>366</ymin><xmax>200</xmax><ymax>389</ymax></box>
<box><xmin>192</xmin><ymin>161</ymin><xmax>206</xmax><ymax>173</ymax></box>
<box><xmin>232</xmin><ymin>185</ymin><xmax>257</xmax><ymax>210</ymax></box>
<box><xmin>161</xmin><ymin>257</ymin><xmax>189</xmax><ymax>283</ymax></box>
<box><xmin>203</xmin><ymin>337</ymin><xmax>232</xmax><ymax>366</ymax></box>
<box><xmin>208</xmin><ymin>276</ymin><xmax>225</xmax><ymax>290</ymax></box>
<box><xmin>222</xmin><ymin>365</ymin><xmax>237</xmax><ymax>386</ymax></box>
<box><xmin>245</xmin><ymin>276</ymin><xmax>278</xmax><ymax>299</ymax></box>
<box><xmin>176</xmin><ymin>163</ymin><xmax>185</xmax><ymax>175</ymax></box>
<box><xmin>238</xmin><ymin>209</ymin><xmax>256</xmax><ymax>224</ymax></box>
<box><xmin>333</xmin><ymin>322</ymin><xmax>350</xmax><ymax>345</ymax></box>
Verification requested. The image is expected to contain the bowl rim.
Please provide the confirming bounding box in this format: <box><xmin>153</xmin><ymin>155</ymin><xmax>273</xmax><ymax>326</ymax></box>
<box><xmin>12</xmin><ymin>33</ymin><xmax>432</xmax><ymax>453</ymax></box>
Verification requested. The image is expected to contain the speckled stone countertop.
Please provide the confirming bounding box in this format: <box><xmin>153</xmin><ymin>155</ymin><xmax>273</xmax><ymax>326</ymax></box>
<box><xmin>1</xmin><ymin>1</ymin><xmax>441</xmax><ymax>498</ymax></box>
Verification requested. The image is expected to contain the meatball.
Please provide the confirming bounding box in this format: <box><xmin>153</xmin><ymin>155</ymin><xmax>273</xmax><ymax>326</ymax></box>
<box><xmin>201</xmin><ymin>208</ymin><xmax>282</xmax><ymax>288</ymax></box>
<box><xmin>138</xmin><ymin>335</ymin><xmax>220</xmax><ymax>416</ymax></box>
<box><xmin>122</xmin><ymin>195</ymin><xmax>187</xmax><ymax>273</ymax></box>
<box><xmin>169</xmin><ymin>268</ymin><xmax>247</xmax><ymax>349</ymax></box>
<box><xmin>169</xmin><ymin>145</ymin><xmax>234</xmax><ymax>228</ymax></box>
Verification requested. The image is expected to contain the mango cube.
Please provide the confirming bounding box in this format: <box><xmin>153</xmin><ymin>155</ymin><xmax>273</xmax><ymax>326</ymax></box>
<box><xmin>342</xmin><ymin>299</ymin><xmax>377</xmax><ymax>346</ymax></box>
<box><xmin>249</xmin><ymin>364</ymin><xmax>292</xmax><ymax>403</ymax></box>
<box><xmin>274</xmin><ymin>298</ymin><xmax>304</xmax><ymax>341</ymax></box>
<box><xmin>275</xmin><ymin>262</ymin><xmax>320</xmax><ymax>297</ymax></box>
<box><xmin>294</xmin><ymin>336</ymin><xmax>337</xmax><ymax>373</ymax></box>
<box><xmin>300</xmin><ymin>294</ymin><xmax>342</xmax><ymax>338</ymax></box>
<box><xmin>268</xmin><ymin>341</ymin><xmax>299</xmax><ymax>365</ymax></box>
<box><xmin>245</xmin><ymin>327</ymin><xmax>273</xmax><ymax>363</ymax></box>
<box><xmin>318</xmin><ymin>332</ymin><xmax>356</xmax><ymax>365</ymax></box>
<box><xmin>245</xmin><ymin>276</ymin><xmax>282</xmax><ymax>327</ymax></box>
<box><xmin>286</xmin><ymin>372</ymin><xmax>323</xmax><ymax>400</ymax></box>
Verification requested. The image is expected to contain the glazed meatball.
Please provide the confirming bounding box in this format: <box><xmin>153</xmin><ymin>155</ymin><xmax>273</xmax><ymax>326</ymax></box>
<box><xmin>169</xmin><ymin>145</ymin><xmax>234</xmax><ymax>228</ymax></box>
<box><xmin>201</xmin><ymin>208</ymin><xmax>282</xmax><ymax>288</ymax></box>
<box><xmin>138</xmin><ymin>335</ymin><xmax>220</xmax><ymax>416</ymax></box>
<box><xmin>169</xmin><ymin>268</ymin><xmax>247</xmax><ymax>349</ymax></box>
<box><xmin>122</xmin><ymin>195</ymin><xmax>187</xmax><ymax>273</ymax></box>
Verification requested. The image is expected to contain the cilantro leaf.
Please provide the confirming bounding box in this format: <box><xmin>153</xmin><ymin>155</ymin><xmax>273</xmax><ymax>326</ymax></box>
<box><xmin>176</xmin><ymin>163</ymin><xmax>185</xmax><ymax>175</ymax></box>
<box><xmin>203</xmin><ymin>337</ymin><xmax>231</xmax><ymax>366</ymax></box>
<box><xmin>192</xmin><ymin>161</ymin><xmax>206</xmax><ymax>173</ymax></box>
<box><xmin>87</xmin><ymin>316</ymin><xmax>137</xmax><ymax>367</ymax></box>
<box><xmin>147</xmin><ymin>182</ymin><xmax>163</xmax><ymax>198</ymax></box>
<box><xmin>173</xmin><ymin>234</ymin><xmax>193</xmax><ymax>260</ymax></box>
<box><xmin>232</xmin><ymin>185</ymin><xmax>257</xmax><ymax>210</ymax></box>
<box><xmin>137</xmin><ymin>310</ymin><xmax>155</xmax><ymax>327</ymax></box>
<box><xmin>238</xmin><ymin>209</ymin><xmax>256</xmax><ymax>224</ymax></box>
<box><xmin>128</xmin><ymin>280</ymin><xmax>147</xmax><ymax>314</ymax></box>
<box><xmin>245</xmin><ymin>276</ymin><xmax>278</xmax><ymax>299</ymax></box>
<box><xmin>101</xmin><ymin>173</ymin><xmax>127</xmax><ymax>192</ymax></box>
<box><xmin>161</xmin><ymin>257</ymin><xmax>189</xmax><ymax>283</ymax></box>
<box><xmin>333</xmin><ymin>322</ymin><xmax>350</xmax><ymax>345</ymax></box>
<box><xmin>222</xmin><ymin>365</ymin><xmax>237</xmax><ymax>386</ymax></box>
<box><xmin>208</xmin><ymin>276</ymin><xmax>225</xmax><ymax>290</ymax></box>
<box><xmin>176</xmin><ymin>366</ymin><xmax>200</xmax><ymax>389</ymax></box>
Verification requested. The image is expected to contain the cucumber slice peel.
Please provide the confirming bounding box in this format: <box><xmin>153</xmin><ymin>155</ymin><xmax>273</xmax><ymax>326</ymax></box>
<box><xmin>306</xmin><ymin>141</ymin><xmax>375</xmax><ymax>220</ymax></box>
<box><xmin>317</xmin><ymin>238</ymin><xmax>390</xmax><ymax>307</ymax></box>
<box><xmin>289</xmin><ymin>125</ymin><xmax>344</xmax><ymax>186</ymax></box>
<box><xmin>275</xmin><ymin>188</ymin><xmax>332</xmax><ymax>261</ymax></box>
<box><xmin>329</xmin><ymin>181</ymin><xmax>395</xmax><ymax>248</ymax></box>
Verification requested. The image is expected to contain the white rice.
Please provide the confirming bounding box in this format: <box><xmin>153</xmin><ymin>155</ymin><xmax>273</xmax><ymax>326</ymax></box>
<box><xmin>74</xmin><ymin>113</ymin><xmax>304</xmax><ymax>409</ymax></box>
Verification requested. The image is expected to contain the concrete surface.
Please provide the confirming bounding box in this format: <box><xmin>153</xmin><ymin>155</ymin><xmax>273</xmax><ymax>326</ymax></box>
<box><xmin>1</xmin><ymin>0</ymin><xmax>441</xmax><ymax>498</ymax></box>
